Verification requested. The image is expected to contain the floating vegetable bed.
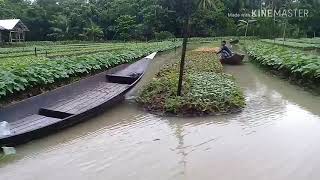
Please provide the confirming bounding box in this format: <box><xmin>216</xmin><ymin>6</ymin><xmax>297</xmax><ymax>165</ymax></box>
<box><xmin>246</xmin><ymin>41</ymin><xmax>320</xmax><ymax>89</ymax></box>
<box><xmin>137</xmin><ymin>49</ymin><xmax>245</xmax><ymax>116</ymax></box>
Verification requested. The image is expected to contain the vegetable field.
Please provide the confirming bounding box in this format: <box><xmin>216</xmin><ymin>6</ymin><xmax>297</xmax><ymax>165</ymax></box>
<box><xmin>0</xmin><ymin>41</ymin><xmax>181</xmax><ymax>100</ymax></box>
<box><xmin>137</xmin><ymin>47</ymin><xmax>245</xmax><ymax>115</ymax></box>
<box><xmin>246</xmin><ymin>41</ymin><xmax>320</xmax><ymax>86</ymax></box>
<box><xmin>275</xmin><ymin>38</ymin><xmax>320</xmax><ymax>44</ymax></box>
<box><xmin>261</xmin><ymin>39</ymin><xmax>320</xmax><ymax>49</ymax></box>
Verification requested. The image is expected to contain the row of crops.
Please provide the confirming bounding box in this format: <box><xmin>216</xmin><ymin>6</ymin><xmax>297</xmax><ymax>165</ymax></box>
<box><xmin>276</xmin><ymin>38</ymin><xmax>320</xmax><ymax>44</ymax></box>
<box><xmin>0</xmin><ymin>41</ymin><xmax>181</xmax><ymax>99</ymax></box>
<box><xmin>261</xmin><ymin>38</ymin><xmax>320</xmax><ymax>49</ymax></box>
<box><xmin>246</xmin><ymin>41</ymin><xmax>320</xmax><ymax>83</ymax></box>
<box><xmin>188</xmin><ymin>36</ymin><xmax>256</xmax><ymax>43</ymax></box>
<box><xmin>0</xmin><ymin>37</ymin><xmax>251</xmax><ymax>58</ymax></box>
<box><xmin>0</xmin><ymin>43</ymin><xmax>107</xmax><ymax>54</ymax></box>
<box><xmin>0</xmin><ymin>42</ymin><xmax>161</xmax><ymax>58</ymax></box>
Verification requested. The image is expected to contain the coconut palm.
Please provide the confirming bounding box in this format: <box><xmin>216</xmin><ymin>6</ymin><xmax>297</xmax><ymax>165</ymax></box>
<box><xmin>84</xmin><ymin>22</ymin><xmax>103</xmax><ymax>41</ymax></box>
<box><xmin>237</xmin><ymin>19</ymin><xmax>257</xmax><ymax>38</ymax></box>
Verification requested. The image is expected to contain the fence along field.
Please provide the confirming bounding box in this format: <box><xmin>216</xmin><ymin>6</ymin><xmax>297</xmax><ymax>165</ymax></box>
<box><xmin>0</xmin><ymin>41</ymin><xmax>181</xmax><ymax>100</ymax></box>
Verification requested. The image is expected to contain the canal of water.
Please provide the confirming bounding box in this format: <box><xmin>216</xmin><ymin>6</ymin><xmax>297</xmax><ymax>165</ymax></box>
<box><xmin>0</xmin><ymin>48</ymin><xmax>320</xmax><ymax>180</ymax></box>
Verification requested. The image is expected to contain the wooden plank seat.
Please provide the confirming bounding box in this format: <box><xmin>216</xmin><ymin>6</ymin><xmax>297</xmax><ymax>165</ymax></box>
<box><xmin>8</xmin><ymin>115</ymin><xmax>61</xmax><ymax>136</ymax></box>
<box><xmin>39</xmin><ymin>82</ymin><xmax>129</xmax><ymax>115</ymax></box>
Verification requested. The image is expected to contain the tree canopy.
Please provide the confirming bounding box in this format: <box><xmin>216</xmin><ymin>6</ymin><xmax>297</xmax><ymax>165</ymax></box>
<box><xmin>0</xmin><ymin>0</ymin><xmax>318</xmax><ymax>41</ymax></box>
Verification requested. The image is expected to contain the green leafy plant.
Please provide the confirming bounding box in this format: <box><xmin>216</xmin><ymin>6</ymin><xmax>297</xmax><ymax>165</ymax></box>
<box><xmin>261</xmin><ymin>39</ymin><xmax>320</xmax><ymax>49</ymax></box>
<box><xmin>0</xmin><ymin>41</ymin><xmax>181</xmax><ymax>99</ymax></box>
<box><xmin>246</xmin><ymin>40</ymin><xmax>320</xmax><ymax>84</ymax></box>
<box><xmin>137</xmin><ymin>49</ymin><xmax>245</xmax><ymax>115</ymax></box>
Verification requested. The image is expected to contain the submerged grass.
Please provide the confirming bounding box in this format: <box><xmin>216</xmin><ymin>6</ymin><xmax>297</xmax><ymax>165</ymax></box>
<box><xmin>137</xmin><ymin>49</ymin><xmax>245</xmax><ymax>116</ymax></box>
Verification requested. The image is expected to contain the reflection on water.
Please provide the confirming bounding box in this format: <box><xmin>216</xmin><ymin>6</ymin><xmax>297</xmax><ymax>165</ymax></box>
<box><xmin>0</xmin><ymin>50</ymin><xmax>320</xmax><ymax>180</ymax></box>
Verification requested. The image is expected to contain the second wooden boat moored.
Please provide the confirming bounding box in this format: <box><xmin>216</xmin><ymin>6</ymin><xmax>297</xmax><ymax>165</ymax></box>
<box><xmin>0</xmin><ymin>52</ymin><xmax>157</xmax><ymax>147</ymax></box>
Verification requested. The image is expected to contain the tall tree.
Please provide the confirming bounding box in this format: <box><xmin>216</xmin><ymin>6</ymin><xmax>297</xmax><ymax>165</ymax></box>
<box><xmin>0</xmin><ymin>0</ymin><xmax>318</xmax><ymax>41</ymax></box>
<box><xmin>175</xmin><ymin>0</ymin><xmax>221</xmax><ymax>96</ymax></box>
<box><xmin>84</xmin><ymin>22</ymin><xmax>103</xmax><ymax>41</ymax></box>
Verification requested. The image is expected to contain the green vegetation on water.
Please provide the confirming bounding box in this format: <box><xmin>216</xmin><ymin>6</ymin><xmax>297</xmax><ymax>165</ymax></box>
<box><xmin>246</xmin><ymin>41</ymin><xmax>320</xmax><ymax>91</ymax></box>
<box><xmin>137</xmin><ymin>49</ymin><xmax>245</xmax><ymax>116</ymax></box>
<box><xmin>0</xmin><ymin>41</ymin><xmax>181</xmax><ymax>101</ymax></box>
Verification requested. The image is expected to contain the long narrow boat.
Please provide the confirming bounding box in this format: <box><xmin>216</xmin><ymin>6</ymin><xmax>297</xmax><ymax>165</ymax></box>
<box><xmin>0</xmin><ymin>52</ymin><xmax>157</xmax><ymax>147</ymax></box>
<box><xmin>220</xmin><ymin>53</ymin><xmax>245</xmax><ymax>65</ymax></box>
<box><xmin>230</xmin><ymin>39</ymin><xmax>239</xmax><ymax>44</ymax></box>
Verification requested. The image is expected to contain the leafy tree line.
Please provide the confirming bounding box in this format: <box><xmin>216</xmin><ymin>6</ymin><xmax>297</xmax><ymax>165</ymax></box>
<box><xmin>0</xmin><ymin>0</ymin><xmax>319</xmax><ymax>41</ymax></box>
<box><xmin>235</xmin><ymin>0</ymin><xmax>320</xmax><ymax>39</ymax></box>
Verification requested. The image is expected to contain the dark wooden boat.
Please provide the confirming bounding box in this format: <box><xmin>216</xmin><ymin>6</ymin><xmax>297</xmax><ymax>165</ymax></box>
<box><xmin>230</xmin><ymin>39</ymin><xmax>239</xmax><ymax>44</ymax></box>
<box><xmin>220</xmin><ymin>53</ymin><xmax>245</xmax><ymax>65</ymax></box>
<box><xmin>0</xmin><ymin>52</ymin><xmax>157</xmax><ymax>147</ymax></box>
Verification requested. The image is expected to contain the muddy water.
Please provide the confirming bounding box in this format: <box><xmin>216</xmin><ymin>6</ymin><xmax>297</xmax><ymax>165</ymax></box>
<box><xmin>1</xmin><ymin>49</ymin><xmax>320</xmax><ymax>180</ymax></box>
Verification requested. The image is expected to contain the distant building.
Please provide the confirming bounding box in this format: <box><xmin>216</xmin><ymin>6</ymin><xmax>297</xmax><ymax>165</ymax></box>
<box><xmin>0</xmin><ymin>19</ymin><xmax>29</xmax><ymax>42</ymax></box>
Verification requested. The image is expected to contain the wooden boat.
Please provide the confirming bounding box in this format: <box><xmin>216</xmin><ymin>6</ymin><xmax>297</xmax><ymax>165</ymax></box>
<box><xmin>230</xmin><ymin>39</ymin><xmax>239</xmax><ymax>44</ymax></box>
<box><xmin>0</xmin><ymin>52</ymin><xmax>157</xmax><ymax>147</ymax></box>
<box><xmin>220</xmin><ymin>53</ymin><xmax>245</xmax><ymax>65</ymax></box>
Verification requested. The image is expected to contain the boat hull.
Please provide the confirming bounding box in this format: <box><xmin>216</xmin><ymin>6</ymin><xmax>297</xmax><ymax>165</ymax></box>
<box><xmin>220</xmin><ymin>54</ymin><xmax>245</xmax><ymax>65</ymax></box>
<box><xmin>230</xmin><ymin>39</ymin><xmax>239</xmax><ymax>44</ymax></box>
<box><xmin>0</xmin><ymin>53</ymin><xmax>155</xmax><ymax>147</ymax></box>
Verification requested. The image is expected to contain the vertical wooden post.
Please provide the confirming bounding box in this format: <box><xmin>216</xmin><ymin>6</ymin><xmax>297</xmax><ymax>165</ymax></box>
<box><xmin>245</xmin><ymin>23</ymin><xmax>248</xmax><ymax>38</ymax></box>
<box><xmin>46</xmin><ymin>51</ymin><xmax>48</xmax><ymax>57</ymax></box>
<box><xmin>283</xmin><ymin>22</ymin><xmax>287</xmax><ymax>45</ymax></box>
<box><xmin>35</xmin><ymin>47</ymin><xmax>37</xmax><ymax>56</ymax></box>
<box><xmin>9</xmin><ymin>31</ymin><xmax>12</xmax><ymax>43</ymax></box>
<box><xmin>177</xmin><ymin>18</ymin><xmax>189</xmax><ymax>96</ymax></box>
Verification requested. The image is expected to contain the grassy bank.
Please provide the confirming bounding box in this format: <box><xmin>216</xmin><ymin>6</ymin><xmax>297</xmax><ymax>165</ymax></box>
<box><xmin>245</xmin><ymin>41</ymin><xmax>320</xmax><ymax>92</ymax></box>
<box><xmin>137</xmin><ymin>48</ymin><xmax>245</xmax><ymax>116</ymax></box>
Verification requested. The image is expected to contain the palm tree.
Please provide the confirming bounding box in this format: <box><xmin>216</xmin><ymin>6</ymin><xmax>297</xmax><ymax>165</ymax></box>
<box><xmin>177</xmin><ymin>0</ymin><xmax>219</xmax><ymax>96</ymax></box>
<box><xmin>84</xmin><ymin>22</ymin><xmax>103</xmax><ymax>41</ymax></box>
<box><xmin>237</xmin><ymin>19</ymin><xmax>257</xmax><ymax>38</ymax></box>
